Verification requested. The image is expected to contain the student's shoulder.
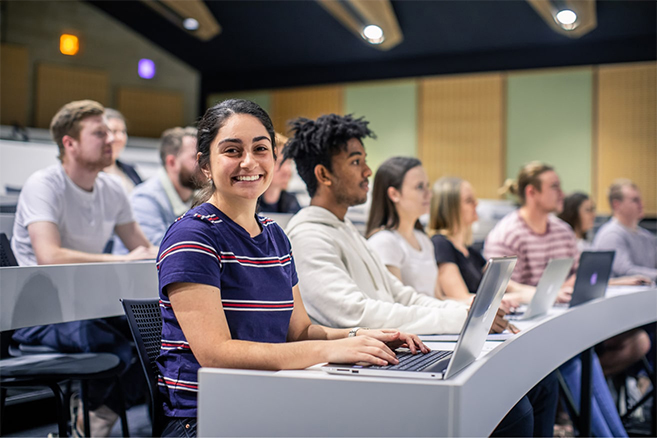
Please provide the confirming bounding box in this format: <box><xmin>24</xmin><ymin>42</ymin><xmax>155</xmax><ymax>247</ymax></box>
<box><xmin>23</xmin><ymin>165</ymin><xmax>65</xmax><ymax>190</ymax></box>
<box><xmin>367</xmin><ymin>229</ymin><xmax>400</xmax><ymax>252</ymax></box>
<box><xmin>488</xmin><ymin>211</ymin><xmax>522</xmax><ymax>238</ymax></box>
<box><xmin>367</xmin><ymin>229</ymin><xmax>396</xmax><ymax>244</ymax></box>
<box><xmin>166</xmin><ymin>204</ymin><xmax>223</xmax><ymax>237</ymax></box>
<box><xmin>430</xmin><ymin>233</ymin><xmax>455</xmax><ymax>252</ymax></box>
<box><xmin>549</xmin><ymin>215</ymin><xmax>577</xmax><ymax>237</ymax></box>
<box><xmin>257</xmin><ymin>214</ymin><xmax>291</xmax><ymax>243</ymax></box>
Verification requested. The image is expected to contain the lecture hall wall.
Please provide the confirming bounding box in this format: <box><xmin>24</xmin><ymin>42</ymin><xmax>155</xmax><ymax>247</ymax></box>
<box><xmin>0</xmin><ymin>0</ymin><xmax>201</xmax><ymax>137</ymax></box>
<box><xmin>0</xmin><ymin>0</ymin><xmax>653</xmax><ymax>215</ymax></box>
<box><xmin>209</xmin><ymin>62</ymin><xmax>656</xmax><ymax>216</ymax></box>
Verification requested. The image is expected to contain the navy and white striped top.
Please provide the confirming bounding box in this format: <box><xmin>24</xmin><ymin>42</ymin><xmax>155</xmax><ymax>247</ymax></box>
<box><xmin>156</xmin><ymin>203</ymin><xmax>297</xmax><ymax>418</ymax></box>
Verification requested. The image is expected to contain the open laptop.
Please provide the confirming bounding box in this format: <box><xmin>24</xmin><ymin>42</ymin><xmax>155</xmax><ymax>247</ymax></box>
<box><xmin>507</xmin><ymin>258</ymin><xmax>574</xmax><ymax>321</ymax></box>
<box><xmin>568</xmin><ymin>251</ymin><xmax>615</xmax><ymax>307</ymax></box>
<box><xmin>323</xmin><ymin>256</ymin><xmax>517</xmax><ymax>380</ymax></box>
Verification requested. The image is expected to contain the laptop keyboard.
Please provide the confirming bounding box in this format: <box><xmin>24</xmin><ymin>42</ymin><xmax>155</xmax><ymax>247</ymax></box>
<box><xmin>370</xmin><ymin>349</ymin><xmax>453</xmax><ymax>371</ymax></box>
<box><xmin>506</xmin><ymin>312</ymin><xmax>524</xmax><ymax>321</ymax></box>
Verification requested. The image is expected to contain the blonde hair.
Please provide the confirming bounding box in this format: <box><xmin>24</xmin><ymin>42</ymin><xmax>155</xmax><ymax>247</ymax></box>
<box><xmin>275</xmin><ymin>132</ymin><xmax>289</xmax><ymax>154</ymax></box>
<box><xmin>428</xmin><ymin>177</ymin><xmax>473</xmax><ymax>245</ymax></box>
<box><xmin>607</xmin><ymin>178</ymin><xmax>637</xmax><ymax>210</ymax></box>
<box><xmin>500</xmin><ymin>161</ymin><xmax>554</xmax><ymax>205</ymax></box>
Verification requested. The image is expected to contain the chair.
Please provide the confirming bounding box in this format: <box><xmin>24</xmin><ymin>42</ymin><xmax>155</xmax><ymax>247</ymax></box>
<box><xmin>0</xmin><ymin>232</ymin><xmax>18</xmax><ymax>267</ymax></box>
<box><xmin>618</xmin><ymin>355</ymin><xmax>656</xmax><ymax>436</ymax></box>
<box><xmin>120</xmin><ymin>298</ymin><xmax>164</xmax><ymax>437</ymax></box>
<box><xmin>1</xmin><ymin>353</ymin><xmax>130</xmax><ymax>436</ymax></box>
<box><xmin>0</xmin><ymin>235</ymin><xmax>130</xmax><ymax>436</ymax></box>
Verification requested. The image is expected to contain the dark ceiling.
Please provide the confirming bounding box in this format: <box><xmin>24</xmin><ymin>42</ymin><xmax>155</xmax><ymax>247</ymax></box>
<box><xmin>88</xmin><ymin>0</ymin><xmax>656</xmax><ymax>101</ymax></box>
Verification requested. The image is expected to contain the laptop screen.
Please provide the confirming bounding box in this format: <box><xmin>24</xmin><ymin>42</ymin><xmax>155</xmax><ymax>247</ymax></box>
<box><xmin>444</xmin><ymin>256</ymin><xmax>517</xmax><ymax>379</ymax></box>
<box><xmin>569</xmin><ymin>251</ymin><xmax>615</xmax><ymax>307</ymax></box>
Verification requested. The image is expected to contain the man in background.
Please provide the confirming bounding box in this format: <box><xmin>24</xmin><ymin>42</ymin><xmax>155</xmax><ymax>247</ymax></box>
<box><xmin>284</xmin><ymin>115</ymin><xmax>556</xmax><ymax>437</ymax></box>
<box><xmin>114</xmin><ymin>126</ymin><xmax>200</xmax><ymax>252</ymax></box>
<box><xmin>11</xmin><ymin>100</ymin><xmax>157</xmax><ymax>436</ymax></box>
<box><xmin>594</xmin><ymin>179</ymin><xmax>657</xmax><ymax>282</ymax></box>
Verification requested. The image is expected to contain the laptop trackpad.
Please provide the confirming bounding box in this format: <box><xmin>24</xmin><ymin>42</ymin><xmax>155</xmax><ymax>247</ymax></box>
<box><xmin>424</xmin><ymin>354</ymin><xmax>452</xmax><ymax>373</ymax></box>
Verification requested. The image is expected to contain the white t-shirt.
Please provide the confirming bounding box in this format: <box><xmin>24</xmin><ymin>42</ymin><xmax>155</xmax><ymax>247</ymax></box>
<box><xmin>367</xmin><ymin>229</ymin><xmax>438</xmax><ymax>297</ymax></box>
<box><xmin>11</xmin><ymin>164</ymin><xmax>134</xmax><ymax>266</ymax></box>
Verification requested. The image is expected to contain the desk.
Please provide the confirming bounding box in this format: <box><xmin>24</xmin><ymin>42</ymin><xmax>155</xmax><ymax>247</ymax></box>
<box><xmin>1</xmin><ymin>261</ymin><xmax>157</xmax><ymax>331</ymax></box>
<box><xmin>198</xmin><ymin>286</ymin><xmax>657</xmax><ymax>437</ymax></box>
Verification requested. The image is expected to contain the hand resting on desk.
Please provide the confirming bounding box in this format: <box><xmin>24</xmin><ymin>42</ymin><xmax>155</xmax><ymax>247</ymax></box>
<box><xmin>490</xmin><ymin>307</ymin><xmax>520</xmax><ymax>334</ymax></box>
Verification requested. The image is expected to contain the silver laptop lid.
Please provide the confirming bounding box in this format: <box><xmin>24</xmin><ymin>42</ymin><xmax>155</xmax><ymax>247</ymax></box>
<box><xmin>522</xmin><ymin>258</ymin><xmax>574</xmax><ymax>319</ymax></box>
<box><xmin>443</xmin><ymin>256</ymin><xmax>517</xmax><ymax>379</ymax></box>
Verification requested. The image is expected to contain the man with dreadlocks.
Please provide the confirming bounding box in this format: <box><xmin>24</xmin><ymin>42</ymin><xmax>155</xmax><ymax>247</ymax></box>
<box><xmin>284</xmin><ymin>114</ymin><xmax>559</xmax><ymax>438</ymax></box>
<box><xmin>284</xmin><ymin>114</ymin><xmax>471</xmax><ymax>334</ymax></box>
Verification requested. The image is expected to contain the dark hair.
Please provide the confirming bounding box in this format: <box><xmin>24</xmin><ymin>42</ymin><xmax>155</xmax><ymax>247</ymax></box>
<box><xmin>283</xmin><ymin>114</ymin><xmax>375</xmax><ymax>197</ymax></box>
<box><xmin>558</xmin><ymin>191</ymin><xmax>590</xmax><ymax>234</ymax></box>
<box><xmin>193</xmin><ymin>99</ymin><xmax>276</xmax><ymax>207</ymax></box>
<box><xmin>366</xmin><ymin>157</ymin><xmax>423</xmax><ymax>237</ymax></box>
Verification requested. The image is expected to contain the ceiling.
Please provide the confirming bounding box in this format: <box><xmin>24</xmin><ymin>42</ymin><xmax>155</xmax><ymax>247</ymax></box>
<box><xmin>88</xmin><ymin>0</ymin><xmax>656</xmax><ymax>99</ymax></box>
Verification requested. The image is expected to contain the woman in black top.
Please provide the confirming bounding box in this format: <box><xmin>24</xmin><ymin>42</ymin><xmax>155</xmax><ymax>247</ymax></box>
<box><xmin>428</xmin><ymin>177</ymin><xmax>531</xmax><ymax>304</ymax></box>
<box><xmin>258</xmin><ymin>133</ymin><xmax>301</xmax><ymax>214</ymax></box>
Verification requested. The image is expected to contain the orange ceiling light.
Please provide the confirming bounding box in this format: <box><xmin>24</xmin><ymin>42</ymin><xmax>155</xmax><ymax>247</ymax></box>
<box><xmin>60</xmin><ymin>34</ymin><xmax>79</xmax><ymax>56</ymax></box>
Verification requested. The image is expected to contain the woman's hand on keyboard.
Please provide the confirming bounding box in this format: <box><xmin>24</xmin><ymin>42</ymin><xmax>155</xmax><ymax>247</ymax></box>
<box><xmin>357</xmin><ymin>329</ymin><xmax>430</xmax><ymax>355</ymax></box>
<box><xmin>325</xmin><ymin>336</ymin><xmax>399</xmax><ymax>366</ymax></box>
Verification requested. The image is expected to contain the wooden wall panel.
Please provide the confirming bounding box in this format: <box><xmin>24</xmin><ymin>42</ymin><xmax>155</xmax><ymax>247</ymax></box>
<box><xmin>270</xmin><ymin>85</ymin><xmax>343</xmax><ymax>136</ymax></box>
<box><xmin>117</xmin><ymin>88</ymin><xmax>184</xmax><ymax>138</ymax></box>
<box><xmin>1</xmin><ymin>44</ymin><xmax>29</xmax><ymax>126</ymax></box>
<box><xmin>35</xmin><ymin>63</ymin><xmax>109</xmax><ymax>128</ymax></box>
<box><xmin>419</xmin><ymin>73</ymin><xmax>505</xmax><ymax>199</ymax></box>
<box><xmin>596</xmin><ymin>63</ymin><xmax>656</xmax><ymax>216</ymax></box>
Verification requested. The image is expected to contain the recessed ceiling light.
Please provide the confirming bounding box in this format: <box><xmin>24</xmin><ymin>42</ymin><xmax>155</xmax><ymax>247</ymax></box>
<box><xmin>362</xmin><ymin>24</ymin><xmax>385</xmax><ymax>44</ymax></box>
<box><xmin>556</xmin><ymin>9</ymin><xmax>577</xmax><ymax>26</ymax></box>
<box><xmin>183</xmin><ymin>18</ymin><xmax>199</xmax><ymax>31</ymax></box>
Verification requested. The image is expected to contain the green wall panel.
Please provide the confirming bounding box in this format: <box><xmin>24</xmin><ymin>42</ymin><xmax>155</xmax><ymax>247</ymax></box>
<box><xmin>345</xmin><ymin>80</ymin><xmax>417</xmax><ymax>172</ymax></box>
<box><xmin>206</xmin><ymin>91</ymin><xmax>271</xmax><ymax>114</ymax></box>
<box><xmin>507</xmin><ymin>69</ymin><xmax>593</xmax><ymax>195</ymax></box>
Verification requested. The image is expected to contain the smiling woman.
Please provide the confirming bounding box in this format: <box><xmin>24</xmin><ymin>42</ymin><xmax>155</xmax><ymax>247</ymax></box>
<box><xmin>154</xmin><ymin>100</ymin><xmax>427</xmax><ymax>437</ymax></box>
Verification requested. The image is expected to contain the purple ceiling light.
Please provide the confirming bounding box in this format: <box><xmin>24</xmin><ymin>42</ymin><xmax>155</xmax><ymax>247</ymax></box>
<box><xmin>138</xmin><ymin>59</ymin><xmax>156</xmax><ymax>79</ymax></box>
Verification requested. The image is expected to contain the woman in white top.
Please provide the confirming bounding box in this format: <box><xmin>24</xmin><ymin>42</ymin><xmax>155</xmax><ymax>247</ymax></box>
<box><xmin>366</xmin><ymin>157</ymin><xmax>440</xmax><ymax>298</ymax></box>
<box><xmin>366</xmin><ymin>159</ymin><xmax>520</xmax><ymax>312</ymax></box>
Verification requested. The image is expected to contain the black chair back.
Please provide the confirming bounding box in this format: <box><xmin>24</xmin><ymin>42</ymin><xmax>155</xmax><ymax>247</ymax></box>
<box><xmin>121</xmin><ymin>298</ymin><xmax>164</xmax><ymax>436</ymax></box>
<box><xmin>0</xmin><ymin>233</ymin><xmax>18</xmax><ymax>267</ymax></box>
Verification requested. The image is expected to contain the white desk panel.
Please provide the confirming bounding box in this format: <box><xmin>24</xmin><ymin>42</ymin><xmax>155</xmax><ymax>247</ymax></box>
<box><xmin>1</xmin><ymin>260</ymin><xmax>158</xmax><ymax>331</ymax></box>
<box><xmin>198</xmin><ymin>286</ymin><xmax>656</xmax><ymax>437</ymax></box>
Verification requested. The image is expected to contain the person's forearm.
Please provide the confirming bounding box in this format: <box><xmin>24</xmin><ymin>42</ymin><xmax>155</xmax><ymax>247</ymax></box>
<box><xmin>440</xmin><ymin>285</ymin><xmax>471</xmax><ymax>302</ymax></box>
<box><xmin>307</xmin><ymin>324</ymin><xmax>351</xmax><ymax>341</ymax></box>
<box><xmin>36</xmin><ymin>247</ymin><xmax>126</xmax><ymax>265</ymax></box>
<box><xmin>505</xmin><ymin>281</ymin><xmax>535</xmax><ymax>304</ymax></box>
<box><xmin>290</xmin><ymin>322</ymin><xmax>350</xmax><ymax>342</ymax></box>
<box><xmin>195</xmin><ymin>338</ymin><xmax>330</xmax><ymax>370</ymax></box>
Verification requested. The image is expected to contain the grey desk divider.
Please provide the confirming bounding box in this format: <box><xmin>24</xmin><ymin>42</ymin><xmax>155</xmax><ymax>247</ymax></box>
<box><xmin>198</xmin><ymin>286</ymin><xmax>657</xmax><ymax>437</ymax></box>
<box><xmin>1</xmin><ymin>260</ymin><xmax>158</xmax><ymax>331</ymax></box>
